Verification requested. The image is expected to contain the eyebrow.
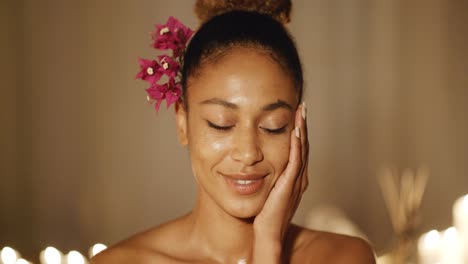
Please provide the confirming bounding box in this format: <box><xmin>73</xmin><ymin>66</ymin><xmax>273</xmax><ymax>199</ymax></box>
<box><xmin>200</xmin><ymin>98</ymin><xmax>293</xmax><ymax>111</ymax></box>
<box><xmin>200</xmin><ymin>98</ymin><xmax>238</xmax><ymax>109</ymax></box>
<box><xmin>261</xmin><ymin>100</ymin><xmax>293</xmax><ymax>111</ymax></box>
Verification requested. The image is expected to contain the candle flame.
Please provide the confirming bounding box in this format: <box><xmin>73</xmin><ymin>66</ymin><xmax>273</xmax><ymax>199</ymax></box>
<box><xmin>91</xmin><ymin>243</ymin><xmax>107</xmax><ymax>258</ymax></box>
<box><xmin>463</xmin><ymin>194</ymin><xmax>468</xmax><ymax>208</ymax></box>
<box><xmin>424</xmin><ymin>230</ymin><xmax>441</xmax><ymax>250</ymax></box>
<box><xmin>1</xmin><ymin>247</ymin><xmax>18</xmax><ymax>264</ymax></box>
<box><xmin>442</xmin><ymin>227</ymin><xmax>458</xmax><ymax>243</ymax></box>
<box><xmin>67</xmin><ymin>250</ymin><xmax>85</xmax><ymax>264</ymax></box>
<box><xmin>44</xmin><ymin>247</ymin><xmax>62</xmax><ymax>264</ymax></box>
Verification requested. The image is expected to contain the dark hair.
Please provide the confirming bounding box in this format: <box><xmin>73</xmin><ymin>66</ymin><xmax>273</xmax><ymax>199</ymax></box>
<box><xmin>181</xmin><ymin>10</ymin><xmax>303</xmax><ymax>108</ymax></box>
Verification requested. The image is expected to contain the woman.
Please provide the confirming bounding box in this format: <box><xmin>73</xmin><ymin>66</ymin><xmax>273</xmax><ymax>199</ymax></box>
<box><xmin>92</xmin><ymin>1</ymin><xmax>376</xmax><ymax>263</ymax></box>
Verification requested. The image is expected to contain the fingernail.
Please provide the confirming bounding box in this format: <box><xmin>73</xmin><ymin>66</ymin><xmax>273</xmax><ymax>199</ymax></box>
<box><xmin>301</xmin><ymin>102</ymin><xmax>307</xmax><ymax>120</ymax></box>
<box><xmin>295</xmin><ymin>127</ymin><xmax>300</xmax><ymax>138</ymax></box>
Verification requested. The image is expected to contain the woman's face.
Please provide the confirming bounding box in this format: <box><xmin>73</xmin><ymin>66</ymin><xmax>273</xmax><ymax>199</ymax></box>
<box><xmin>177</xmin><ymin>49</ymin><xmax>298</xmax><ymax>219</ymax></box>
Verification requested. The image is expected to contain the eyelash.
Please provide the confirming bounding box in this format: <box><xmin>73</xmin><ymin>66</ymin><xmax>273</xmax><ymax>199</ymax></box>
<box><xmin>207</xmin><ymin>121</ymin><xmax>234</xmax><ymax>131</ymax></box>
<box><xmin>264</xmin><ymin>126</ymin><xmax>287</xmax><ymax>134</ymax></box>
<box><xmin>206</xmin><ymin>121</ymin><xmax>287</xmax><ymax>135</ymax></box>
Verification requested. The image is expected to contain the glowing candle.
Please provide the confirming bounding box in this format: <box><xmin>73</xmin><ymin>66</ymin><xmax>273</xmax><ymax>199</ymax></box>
<box><xmin>15</xmin><ymin>259</ymin><xmax>30</xmax><ymax>264</ymax></box>
<box><xmin>88</xmin><ymin>244</ymin><xmax>107</xmax><ymax>259</ymax></box>
<box><xmin>440</xmin><ymin>227</ymin><xmax>462</xmax><ymax>264</ymax></box>
<box><xmin>1</xmin><ymin>247</ymin><xmax>18</xmax><ymax>264</ymax></box>
<box><xmin>418</xmin><ymin>230</ymin><xmax>441</xmax><ymax>264</ymax></box>
<box><xmin>66</xmin><ymin>251</ymin><xmax>86</xmax><ymax>264</ymax></box>
<box><xmin>454</xmin><ymin>194</ymin><xmax>468</xmax><ymax>262</ymax></box>
<box><xmin>454</xmin><ymin>194</ymin><xmax>468</xmax><ymax>235</ymax></box>
<box><xmin>39</xmin><ymin>247</ymin><xmax>63</xmax><ymax>264</ymax></box>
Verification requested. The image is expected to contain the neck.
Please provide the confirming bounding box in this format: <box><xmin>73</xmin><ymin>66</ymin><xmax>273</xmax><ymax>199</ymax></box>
<box><xmin>187</xmin><ymin>187</ymin><xmax>254</xmax><ymax>263</ymax></box>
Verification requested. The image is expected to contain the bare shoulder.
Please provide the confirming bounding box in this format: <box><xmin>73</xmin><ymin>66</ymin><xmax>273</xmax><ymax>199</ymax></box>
<box><xmin>288</xmin><ymin>225</ymin><xmax>376</xmax><ymax>264</ymax></box>
<box><xmin>91</xmin><ymin>215</ymin><xmax>192</xmax><ymax>264</ymax></box>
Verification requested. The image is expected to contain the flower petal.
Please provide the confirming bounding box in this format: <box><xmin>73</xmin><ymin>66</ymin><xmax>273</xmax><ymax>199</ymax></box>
<box><xmin>154</xmin><ymin>99</ymin><xmax>163</xmax><ymax>112</ymax></box>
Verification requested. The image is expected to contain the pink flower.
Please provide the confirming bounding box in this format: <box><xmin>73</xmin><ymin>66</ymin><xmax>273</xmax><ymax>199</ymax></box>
<box><xmin>145</xmin><ymin>84</ymin><xmax>164</xmax><ymax>112</ymax></box>
<box><xmin>137</xmin><ymin>16</ymin><xmax>191</xmax><ymax>112</ymax></box>
<box><xmin>152</xmin><ymin>16</ymin><xmax>194</xmax><ymax>55</ymax></box>
<box><xmin>165</xmin><ymin>81</ymin><xmax>182</xmax><ymax>108</ymax></box>
<box><xmin>157</xmin><ymin>55</ymin><xmax>179</xmax><ymax>79</ymax></box>
<box><xmin>136</xmin><ymin>58</ymin><xmax>162</xmax><ymax>84</ymax></box>
<box><xmin>145</xmin><ymin>77</ymin><xmax>182</xmax><ymax>112</ymax></box>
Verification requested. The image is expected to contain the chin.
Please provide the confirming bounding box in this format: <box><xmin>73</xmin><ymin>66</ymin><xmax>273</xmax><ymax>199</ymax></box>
<box><xmin>223</xmin><ymin>194</ymin><xmax>268</xmax><ymax>219</ymax></box>
<box><xmin>215</xmin><ymin>175</ymin><xmax>277</xmax><ymax>219</ymax></box>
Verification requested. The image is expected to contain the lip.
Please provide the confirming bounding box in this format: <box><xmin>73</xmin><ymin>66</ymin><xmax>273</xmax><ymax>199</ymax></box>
<box><xmin>220</xmin><ymin>172</ymin><xmax>268</xmax><ymax>180</ymax></box>
<box><xmin>220</xmin><ymin>172</ymin><xmax>268</xmax><ymax>195</ymax></box>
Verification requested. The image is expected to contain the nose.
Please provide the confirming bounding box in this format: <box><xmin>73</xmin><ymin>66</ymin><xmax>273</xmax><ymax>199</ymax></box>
<box><xmin>230</xmin><ymin>127</ymin><xmax>264</xmax><ymax>166</ymax></box>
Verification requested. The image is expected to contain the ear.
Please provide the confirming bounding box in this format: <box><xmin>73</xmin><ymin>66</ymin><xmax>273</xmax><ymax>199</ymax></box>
<box><xmin>175</xmin><ymin>101</ymin><xmax>188</xmax><ymax>146</ymax></box>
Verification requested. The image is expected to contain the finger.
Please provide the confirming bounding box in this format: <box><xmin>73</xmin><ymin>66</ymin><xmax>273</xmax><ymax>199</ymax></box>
<box><xmin>293</xmin><ymin>103</ymin><xmax>306</xmax><ymax>189</ymax></box>
<box><xmin>288</xmin><ymin>187</ymin><xmax>305</xmax><ymax>222</ymax></box>
<box><xmin>301</xmin><ymin>158</ymin><xmax>309</xmax><ymax>193</ymax></box>
<box><xmin>300</xmin><ymin>102</ymin><xmax>309</xmax><ymax>164</ymax></box>
<box><xmin>275</xmin><ymin>123</ymin><xmax>302</xmax><ymax>191</ymax></box>
<box><xmin>297</xmin><ymin>102</ymin><xmax>309</xmax><ymax>193</ymax></box>
<box><xmin>292</xmin><ymin>156</ymin><xmax>308</xmax><ymax>200</ymax></box>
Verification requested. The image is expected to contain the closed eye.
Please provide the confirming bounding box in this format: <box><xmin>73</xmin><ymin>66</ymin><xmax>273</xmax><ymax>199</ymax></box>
<box><xmin>262</xmin><ymin>125</ymin><xmax>288</xmax><ymax>135</ymax></box>
<box><xmin>206</xmin><ymin>120</ymin><xmax>234</xmax><ymax>131</ymax></box>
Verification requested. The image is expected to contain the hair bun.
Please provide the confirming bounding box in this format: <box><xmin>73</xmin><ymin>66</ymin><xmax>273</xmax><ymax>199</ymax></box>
<box><xmin>195</xmin><ymin>0</ymin><xmax>292</xmax><ymax>24</ymax></box>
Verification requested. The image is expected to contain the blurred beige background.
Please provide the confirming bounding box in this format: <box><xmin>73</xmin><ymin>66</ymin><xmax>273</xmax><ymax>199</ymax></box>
<box><xmin>1</xmin><ymin>0</ymin><xmax>467</xmax><ymax>261</ymax></box>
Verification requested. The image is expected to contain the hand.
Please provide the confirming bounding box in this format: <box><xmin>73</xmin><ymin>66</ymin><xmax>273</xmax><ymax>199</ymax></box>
<box><xmin>251</xmin><ymin>102</ymin><xmax>309</xmax><ymax>262</ymax></box>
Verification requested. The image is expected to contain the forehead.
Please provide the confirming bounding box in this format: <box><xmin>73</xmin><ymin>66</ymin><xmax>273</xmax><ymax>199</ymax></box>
<box><xmin>187</xmin><ymin>50</ymin><xmax>298</xmax><ymax>107</ymax></box>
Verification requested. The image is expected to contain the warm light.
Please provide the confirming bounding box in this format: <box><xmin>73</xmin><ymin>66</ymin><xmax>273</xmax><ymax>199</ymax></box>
<box><xmin>1</xmin><ymin>247</ymin><xmax>18</xmax><ymax>264</ymax></box>
<box><xmin>440</xmin><ymin>227</ymin><xmax>463</xmax><ymax>264</ymax></box>
<box><xmin>16</xmin><ymin>259</ymin><xmax>30</xmax><ymax>264</ymax></box>
<box><xmin>418</xmin><ymin>230</ymin><xmax>443</xmax><ymax>264</ymax></box>
<box><xmin>463</xmin><ymin>194</ymin><xmax>468</xmax><ymax>209</ymax></box>
<box><xmin>442</xmin><ymin>227</ymin><xmax>458</xmax><ymax>243</ymax></box>
<box><xmin>424</xmin><ymin>230</ymin><xmax>441</xmax><ymax>249</ymax></box>
<box><xmin>43</xmin><ymin>247</ymin><xmax>62</xmax><ymax>264</ymax></box>
<box><xmin>455</xmin><ymin>194</ymin><xmax>468</xmax><ymax>213</ymax></box>
<box><xmin>66</xmin><ymin>251</ymin><xmax>85</xmax><ymax>264</ymax></box>
<box><xmin>90</xmin><ymin>243</ymin><xmax>107</xmax><ymax>258</ymax></box>
<box><xmin>453</xmin><ymin>194</ymin><xmax>468</xmax><ymax>235</ymax></box>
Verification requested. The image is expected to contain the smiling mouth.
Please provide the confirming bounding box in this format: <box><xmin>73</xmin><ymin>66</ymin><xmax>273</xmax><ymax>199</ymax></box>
<box><xmin>220</xmin><ymin>172</ymin><xmax>268</xmax><ymax>195</ymax></box>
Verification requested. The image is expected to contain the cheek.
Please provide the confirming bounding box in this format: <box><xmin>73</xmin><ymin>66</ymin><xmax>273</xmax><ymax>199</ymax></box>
<box><xmin>262</xmin><ymin>134</ymin><xmax>291</xmax><ymax>175</ymax></box>
<box><xmin>188</xmin><ymin>124</ymin><xmax>231</xmax><ymax>172</ymax></box>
